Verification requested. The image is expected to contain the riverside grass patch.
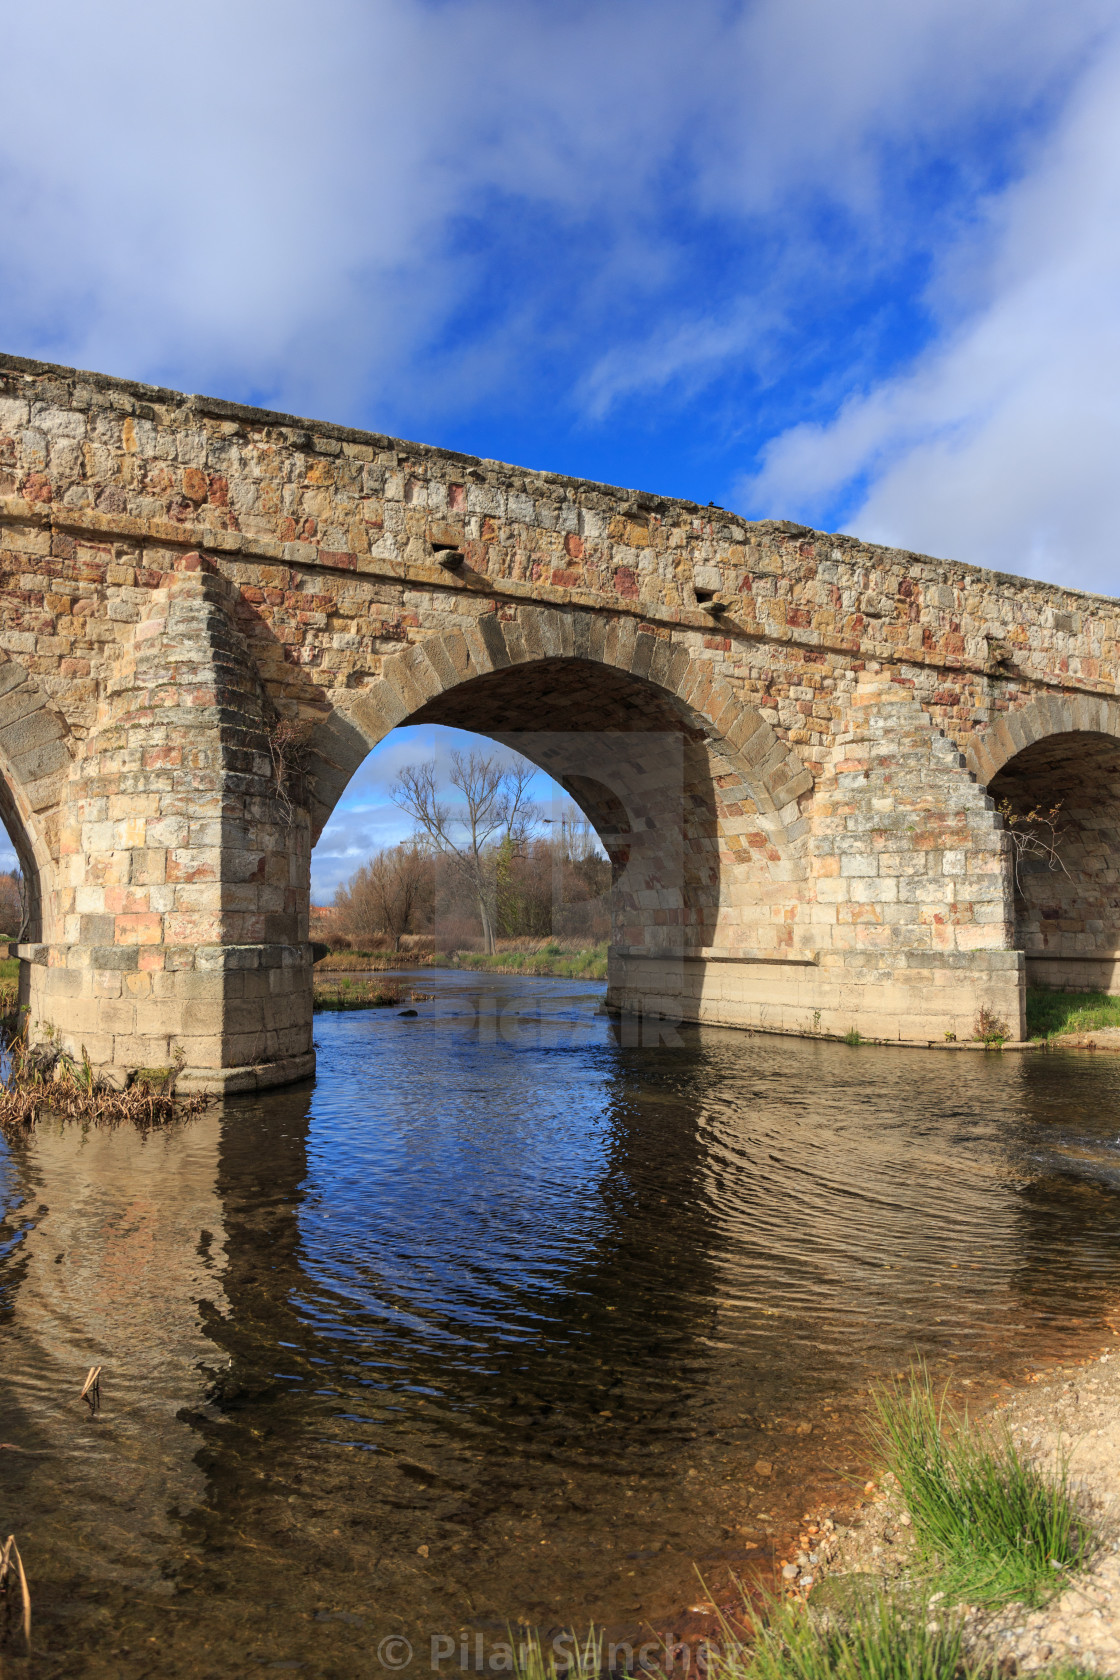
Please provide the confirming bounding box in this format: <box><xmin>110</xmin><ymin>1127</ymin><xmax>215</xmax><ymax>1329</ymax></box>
<box><xmin>451</xmin><ymin>942</ymin><xmax>607</xmax><ymax>981</ymax></box>
<box><xmin>512</xmin><ymin>1597</ymin><xmax>1094</xmax><ymax>1680</ymax></box>
<box><xmin>706</xmin><ymin>1590</ymin><xmax>974</xmax><ymax>1680</ymax></box>
<box><xmin>870</xmin><ymin>1366</ymin><xmax>1091</xmax><ymax>1608</ymax></box>
<box><xmin>312</xmin><ymin>976</ymin><xmax>403</xmax><ymax>1011</ymax></box>
<box><xmin>1026</xmin><ymin>987</ymin><xmax>1120</xmax><ymax>1038</ymax></box>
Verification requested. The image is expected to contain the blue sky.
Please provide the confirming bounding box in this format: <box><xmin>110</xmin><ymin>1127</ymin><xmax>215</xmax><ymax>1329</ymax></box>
<box><xmin>3</xmin><ymin>0</ymin><xmax>1119</xmax><ymax>892</ymax></box>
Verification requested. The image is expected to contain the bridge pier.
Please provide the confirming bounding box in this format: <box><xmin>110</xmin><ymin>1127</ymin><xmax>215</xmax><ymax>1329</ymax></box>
<box><xmin>17</xmin><ymin>563</ymin><xmax>314</xmax><ymax>1092</ymax></box>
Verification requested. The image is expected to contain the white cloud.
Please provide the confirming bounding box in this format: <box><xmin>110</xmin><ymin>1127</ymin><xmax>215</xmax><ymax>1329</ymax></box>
<box><xmin>745</xmin><ymin>21</ymin><xmax>1120</xmax><ymax>589</ymax></box>
<box><xmin>2</xmin><ymin>0</ymin><xmax>1110</xmax><ymax>432</ymax></box>
<box><xmin>3</xmin><ymin>0</ymin><xmax>1119</xmax><ymax>585</ymax></box>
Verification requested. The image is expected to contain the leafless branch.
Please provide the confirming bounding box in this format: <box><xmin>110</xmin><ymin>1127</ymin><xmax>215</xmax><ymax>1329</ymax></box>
<box><xmin>266</xmin><ymin>717</ymin><xmax>311</xmax><ymax>830</ymax></box>
<box><xmin>997</xmin><ymin>798</ymin><xmax>1069</xmax><ymax>894</ymax></box>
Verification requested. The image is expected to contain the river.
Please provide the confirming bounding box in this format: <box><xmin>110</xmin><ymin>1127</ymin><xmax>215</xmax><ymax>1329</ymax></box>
<box><xmin>3</xmin><ymin>971</ymin><xmax>1120</xmax><ymax>1676</ymax></box>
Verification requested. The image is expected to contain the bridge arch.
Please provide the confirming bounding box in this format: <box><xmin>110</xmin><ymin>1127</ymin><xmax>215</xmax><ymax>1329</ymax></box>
<box><xmin>971</xmin><ymin>695</ymin><xmax>1120</xmax><ymax>994</ymax></box>
<box><xmin>0</xmin><ymin>658</ymin><xmax>72</xmax><ymax>945</ymax></box>
<box><xmin>304</xmin><ymin>606</ymin><xmax>815</xmax><ymax>970</ymax></box>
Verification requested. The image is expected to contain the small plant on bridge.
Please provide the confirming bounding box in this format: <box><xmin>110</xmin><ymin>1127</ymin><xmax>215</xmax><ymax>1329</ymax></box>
<box><xmin>264</xmin><ymin>714</ymin><xmax>312</xmax><ymax>829</ymax></box>
<box><xmin>973</xmin><ymin>1007</ymin><xmax>1009</xmax><ymax>1046</ymax></box>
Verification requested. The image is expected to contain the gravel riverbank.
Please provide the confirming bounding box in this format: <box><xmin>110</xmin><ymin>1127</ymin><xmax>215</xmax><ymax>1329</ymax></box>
<box><xmin>795</xmin><ymin>1334</ymin><xmax>1120</xmax><ymax>1674</ymax></box>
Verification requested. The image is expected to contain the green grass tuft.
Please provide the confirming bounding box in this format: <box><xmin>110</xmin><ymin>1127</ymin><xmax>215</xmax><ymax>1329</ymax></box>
<box><xmin>707</xmin><ymin>1589</ymin><xmax>972</xmax><ymax>1680</ymax></box>
<box><xmin>870</xmin><ymin>1366</ymin><xmax>1092</xmax><ymax>1607</ymax></box>
<box><xmin>1038</xmin><ymin>1668</ymin><xmax>1105</xmax><ymax>1679</ymax></box>
<box><xmin>510</xmin><ymin>1627</ymin><xmax>602</xmax><ymax>1680</ymax></box>
<box><xmin>1026</xmin><ymin>986</ymin><xmax>1120</xmax><ymax>1039</ymax></box>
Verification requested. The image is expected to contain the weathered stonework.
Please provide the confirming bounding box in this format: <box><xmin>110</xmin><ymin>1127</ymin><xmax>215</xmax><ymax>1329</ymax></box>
<box><xmin>2</xmin><ymin>352</ymin><xmax>1119</xmax><ymax>1084</ymax></box>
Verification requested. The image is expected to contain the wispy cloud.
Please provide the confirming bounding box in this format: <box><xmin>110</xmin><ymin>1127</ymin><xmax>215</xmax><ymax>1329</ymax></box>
<box><xmin>3</xmin><ymin>0</ymin><xmax>1111</xmax><ymax>448</ymax></box>
<box><xmin>743</xmin><ymin>14</ymin><xmax>1120</xmax><ymax>588</ymax></box>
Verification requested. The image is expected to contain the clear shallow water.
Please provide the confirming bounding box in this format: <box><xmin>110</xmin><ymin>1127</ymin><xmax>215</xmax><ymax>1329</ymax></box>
<box><xmin>4</xmin><ymin>972</ymin><xmax>1120</xmax><ymax>1675</ymax></box>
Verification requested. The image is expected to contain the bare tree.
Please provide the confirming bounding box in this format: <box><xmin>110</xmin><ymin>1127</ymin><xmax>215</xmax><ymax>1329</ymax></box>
<box><xmin>331</xmin><ymin>843</ymin><xmax>432</xmax><ymax>951</ymax></box>
<box><xmin>392</xmin><ymin>750</ymin><xmax>536</xmax><ymax>954</ymax></box>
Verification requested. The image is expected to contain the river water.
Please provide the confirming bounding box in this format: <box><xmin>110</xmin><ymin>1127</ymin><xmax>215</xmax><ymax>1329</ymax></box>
<box><xmin>4</xmin><ymin>971</ymin><xmax>1120</xmax><ymax>1676</ymax></box>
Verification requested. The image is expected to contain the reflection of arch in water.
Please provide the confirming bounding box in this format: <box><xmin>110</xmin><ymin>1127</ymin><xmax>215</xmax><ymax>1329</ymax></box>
<box><xmin>304</xmin><ymin>611</ymin><xmax>815</xmax><ymax>1018</ymax></box>
<box><xmin>971</xmin><ymin>696</ymin><xmax>1120</xmax><ymax>993</ymax></box>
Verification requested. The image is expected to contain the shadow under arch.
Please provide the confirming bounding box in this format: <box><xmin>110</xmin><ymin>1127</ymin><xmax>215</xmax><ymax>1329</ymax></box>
<box><xmin>0</xmin><ymin>660</ymin><xmax>74</xmax><ymax>949</ymax></box>
<box><xmin>303</xmin><ymin>608</ymin><xmax>815</xmax><ymax>963</ymax></box>
<box><xmin>986</xmin><ymin>725</ymin><xmax>1120</xmax><ymax>993</ymax></box>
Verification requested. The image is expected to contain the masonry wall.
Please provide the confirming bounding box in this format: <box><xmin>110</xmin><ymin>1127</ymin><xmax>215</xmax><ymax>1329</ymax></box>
<box><xmin>0</xmin><ymin>352</ymin><xmax>1118</xmax><ymax>1079</ymax></box>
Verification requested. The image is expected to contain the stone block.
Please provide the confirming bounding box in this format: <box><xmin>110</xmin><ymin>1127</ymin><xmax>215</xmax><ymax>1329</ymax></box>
<box><xmin>850</xmin><ymin>877</ymin><xmax>899</xmax><ymax>903</ymax></box>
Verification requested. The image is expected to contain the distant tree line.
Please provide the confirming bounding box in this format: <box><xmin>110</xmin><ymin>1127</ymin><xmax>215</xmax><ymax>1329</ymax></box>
<box><xmin>327</xmin><ymin>751</ymin><xmax>610</xmax><ymax>952</ymax></box>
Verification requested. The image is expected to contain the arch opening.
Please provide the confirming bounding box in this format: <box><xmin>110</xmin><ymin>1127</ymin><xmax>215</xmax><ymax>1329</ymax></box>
<box><xmin>309</xmin><ymin>644</ymin><xmax>808</xmax><ymax>984</ymax></box>
<box><xmin>989</xmin><ymin>729</ymin><xmax>1120</xmax><ymax>993</ymax></box>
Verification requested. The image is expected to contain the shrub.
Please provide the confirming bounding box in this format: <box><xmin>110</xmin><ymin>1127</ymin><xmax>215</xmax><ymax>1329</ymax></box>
<box><xmin>973</xmin><ymin>1007</ymin><xmax>1009</xmax><ymax>1046</ymax></box>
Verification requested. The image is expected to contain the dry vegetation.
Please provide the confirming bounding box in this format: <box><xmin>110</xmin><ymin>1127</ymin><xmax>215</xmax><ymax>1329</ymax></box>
<box><xmin>0</xmin><ymin>1032</ymin><xmax>210</xmax><ymax>1133</ymax></box>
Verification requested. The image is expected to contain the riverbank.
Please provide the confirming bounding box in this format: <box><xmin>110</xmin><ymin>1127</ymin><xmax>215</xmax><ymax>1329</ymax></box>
<box><xmin>450</xmin><ymin>941</ymin><xmax>607</xmax><ymax>980</ymax></box>
<box><xmin>312</xmin><ymin>976</ymin><xmax>432</xmax><ymax>1011</ymax></box>
<box><xmin>762</xmin><ymin>1328</ymin><xmax>1120</xmax><ymax>1677</ymax></box>
<box><xmin>314</xmin><ymin>941</ymin><xmax>608</xmax><ymax>980</ymax></box>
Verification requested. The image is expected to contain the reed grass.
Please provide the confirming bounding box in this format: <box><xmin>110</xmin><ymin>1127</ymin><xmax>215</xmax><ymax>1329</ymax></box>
<box><xmin>0</xmin><ymin>1532</ymin><xmax>31</xmax><ymax>1649</ymax></box>
<box><xmin>509</xmin><ymin>1627</ymin><xmax>602</xmax><ymax>1680</ymax></box>
<box><xmin>870</xmin><ymin>1366</ymin><xmax>1091</xmax><ymax>1607</ymax></box>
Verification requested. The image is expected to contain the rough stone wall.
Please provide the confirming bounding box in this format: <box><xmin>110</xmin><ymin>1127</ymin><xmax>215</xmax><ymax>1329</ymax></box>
<box><xmin>1</xmin><ymin>352</ymin><xmax>1119</xmax><ymax>1078</ymax></box>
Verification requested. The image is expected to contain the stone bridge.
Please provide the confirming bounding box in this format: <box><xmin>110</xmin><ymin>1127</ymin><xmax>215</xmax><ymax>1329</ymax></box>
<box><xmin>1</xmin><ymin>352</ymin><xmax>1118</xmax><ymax>1089</ymax></box>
